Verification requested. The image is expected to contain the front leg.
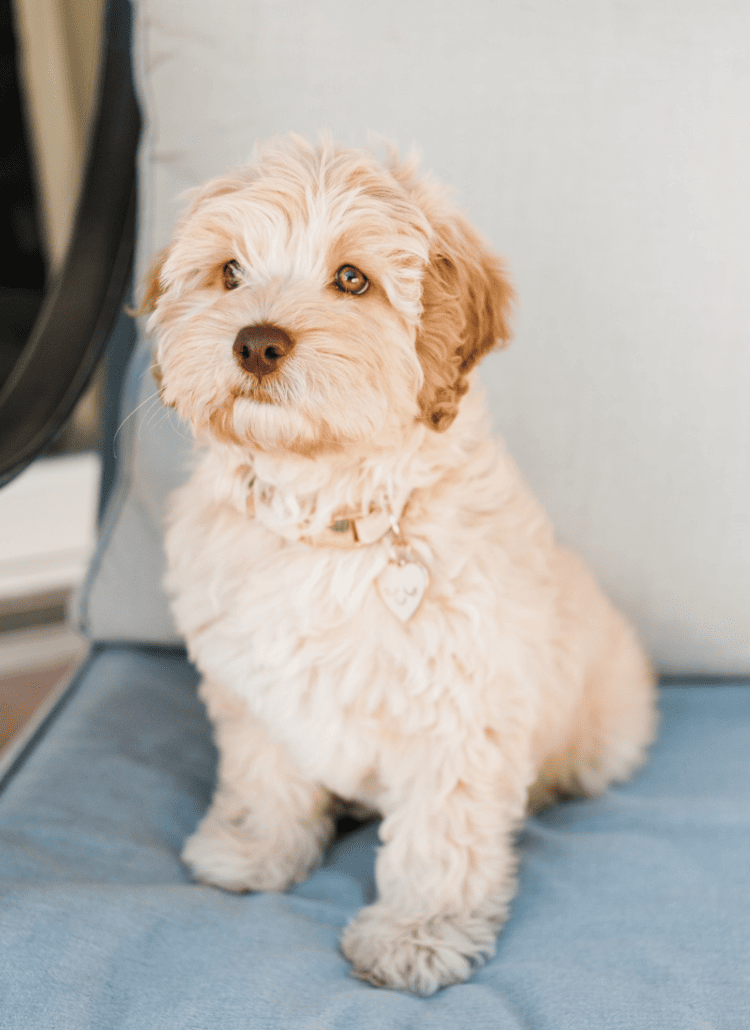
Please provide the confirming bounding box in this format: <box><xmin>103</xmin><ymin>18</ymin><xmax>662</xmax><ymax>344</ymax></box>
<box><xmin>341</xmin><ymin>728</ymin><xmax>531</xmax><ymax>995</ymax></box>
<box><xmin>183</xmin><ymin>677</ymin><xmax>333</xmax><ymax>892</ymax></box>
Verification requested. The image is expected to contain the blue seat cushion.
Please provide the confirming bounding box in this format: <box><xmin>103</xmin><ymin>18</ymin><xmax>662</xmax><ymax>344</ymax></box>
<box><xmin>1</xmin><ymin>646</ymin><xmax>748</xmax><ymax>1028</ymax></box>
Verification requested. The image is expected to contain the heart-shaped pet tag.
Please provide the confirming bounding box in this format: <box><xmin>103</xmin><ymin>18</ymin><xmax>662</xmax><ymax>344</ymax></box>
<box><xmin>376</xmin><ymin>559</ymin><xmax>429</xmax><ymax>621</ymax></box>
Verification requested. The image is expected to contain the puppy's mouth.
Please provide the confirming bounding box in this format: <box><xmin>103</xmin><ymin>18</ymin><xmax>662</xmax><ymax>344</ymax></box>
<box><xmin>241</xmin><ymin>380</ymin><xmax>279</xmax><ymax>404</ymax></box>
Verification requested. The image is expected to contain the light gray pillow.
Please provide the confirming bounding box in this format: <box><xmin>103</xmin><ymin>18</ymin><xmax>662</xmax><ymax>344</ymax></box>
<box><xmin>76</xmin><ymin>0</ymin><xmax>750</xmax><ymax>675</ymax></box>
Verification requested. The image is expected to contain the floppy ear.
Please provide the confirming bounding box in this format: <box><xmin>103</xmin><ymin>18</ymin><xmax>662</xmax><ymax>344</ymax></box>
<box><xmin>131</xmin><ymin>248</ymin><xmax>176</xmax><ymax>404</ymax></box>
<box><xmin>415</xmin><ymin>215</ymin><xmax>514</xmax><ymax>432</ymax></box>
<box><xmin>134</xmin><ymin>247</ymin><xmax>170</xmax><ymax>317</ymax></box>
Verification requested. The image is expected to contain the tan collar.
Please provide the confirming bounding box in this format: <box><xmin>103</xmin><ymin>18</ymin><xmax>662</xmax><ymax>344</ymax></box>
<box><xmin>301</xmin><ymin>507</ymin><xmax>394</xmax><ymax>549</ymax></box>
<box><xmin>246</xmin><ymin>475</ymin><xmax>410</xmax><ymax>550</ymax></box>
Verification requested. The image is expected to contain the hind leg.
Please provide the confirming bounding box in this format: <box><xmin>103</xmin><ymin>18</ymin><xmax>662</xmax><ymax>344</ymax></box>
<box><xmin>529</xmin><ymin>551</ymin><xmax>657</xmax><ymax>812</ymax></box>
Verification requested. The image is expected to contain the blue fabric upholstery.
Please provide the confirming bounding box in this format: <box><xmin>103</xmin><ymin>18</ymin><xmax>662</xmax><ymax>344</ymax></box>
<box><xmin>1</xmin><ymin>647</ymin><xmax>747</xmax><ymax>1028</ymax></box>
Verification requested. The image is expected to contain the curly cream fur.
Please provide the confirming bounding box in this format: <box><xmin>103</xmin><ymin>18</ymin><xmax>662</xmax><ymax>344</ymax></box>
<box><xmin>147</xmin><ymin>134</ymin><xmax>656</xmax><ymax>995</ymax></box>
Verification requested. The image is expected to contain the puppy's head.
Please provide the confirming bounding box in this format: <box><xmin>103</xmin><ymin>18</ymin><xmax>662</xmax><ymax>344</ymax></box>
<box><xmin>144</xmin><ymin>134</ymin><xmax>513</xmax><ymax>454</ymax></box>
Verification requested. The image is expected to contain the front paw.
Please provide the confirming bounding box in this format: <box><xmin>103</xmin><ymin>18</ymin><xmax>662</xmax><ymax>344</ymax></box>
<box><xmin>182</xmin><ymin>804</ymin><xmax>330</xmax><ymax>893</ymax></box>
<box><xmin>340</xmin><ymin>903</ymin><xmax>498</xmax><ymax>995</ymax></box>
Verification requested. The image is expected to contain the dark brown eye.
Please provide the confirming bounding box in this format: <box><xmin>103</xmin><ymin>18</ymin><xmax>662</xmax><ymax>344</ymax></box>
<box><xmin>334</xmin><ymin>265</ymin><xmax>369</xmax><ymax>295</ymax></box>
<box><xmin>223</xmin><ymin>260</ymin><xmax>243</xmax><ymax>290</ymax></box>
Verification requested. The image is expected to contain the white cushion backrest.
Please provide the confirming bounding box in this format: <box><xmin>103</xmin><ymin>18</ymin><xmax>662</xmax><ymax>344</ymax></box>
<box><xmin>77</xmin><ymin>0</ymin><xmax>750</xmax><ymax>675</ymax></box>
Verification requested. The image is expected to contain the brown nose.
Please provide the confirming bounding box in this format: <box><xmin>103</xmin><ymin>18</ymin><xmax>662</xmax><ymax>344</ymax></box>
<box><xmin>232</xmin><ymin>324</ymin><xmax>295</xmax><ymax>378</ymax></box>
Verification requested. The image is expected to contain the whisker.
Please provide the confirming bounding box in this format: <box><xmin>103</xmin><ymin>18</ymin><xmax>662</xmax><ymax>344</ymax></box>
<box><xmin>113</xmin><ymin>388</ymin><xmax>162</xmax><ymax>452</ymax></box>
<box><xmin>137</xmin><ymin>394</ymin><xmax>169</xmax><ymax>441</ymax></box>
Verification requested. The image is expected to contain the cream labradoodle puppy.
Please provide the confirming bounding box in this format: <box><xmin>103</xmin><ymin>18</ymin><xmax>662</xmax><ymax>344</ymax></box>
<box><xmin>143</xmin><ymin>134</ymin><xmax>656</xmax><ymax>995</ymax></box>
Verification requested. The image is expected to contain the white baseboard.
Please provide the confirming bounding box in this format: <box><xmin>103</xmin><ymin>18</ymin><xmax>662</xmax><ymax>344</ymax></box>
<box><xmin>0</xmin><ymin>622</ymin><xmax>87</xmax><ymax>677</ymax></box>
<box><xmin>0</xmin><ymin>453</ymin><xmax>100</xmax><ymax>602</ymax></box>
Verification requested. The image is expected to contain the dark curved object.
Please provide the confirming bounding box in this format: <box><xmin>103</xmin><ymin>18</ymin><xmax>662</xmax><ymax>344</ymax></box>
<box><xmin>0</xmin><ymin>0</ymin><xmax>139</xmax><ymax>488</ymax></box>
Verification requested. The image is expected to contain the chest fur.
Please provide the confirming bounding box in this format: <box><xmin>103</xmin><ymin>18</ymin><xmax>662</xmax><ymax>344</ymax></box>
<box><xmin>167</xmin><ymin>496</ymin><xmax>511</xmax><ymax>794</ymax></box>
